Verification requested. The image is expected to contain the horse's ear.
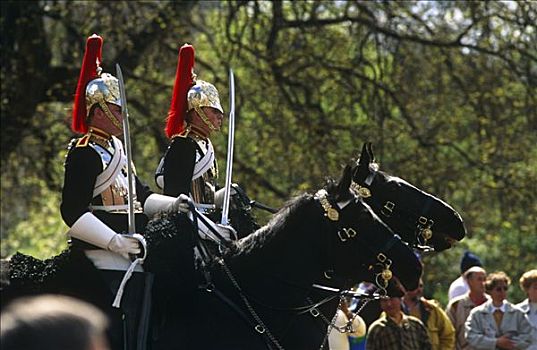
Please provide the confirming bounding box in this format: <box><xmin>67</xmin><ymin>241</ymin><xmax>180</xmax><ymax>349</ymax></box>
<box><xmin>354</xmin><ymin>143</ymin><xmax>372</xmax><ymax>183</ymax></box>
<box><xmin>366</xmin><ymin>142</ymin><xmax>376</xmax><ymax>163</ymax></box>
<box><xmin>337</xmin><ymin>164</ymin><xmax>353</xmax><ymax>200</ymax></box>
<box><xmin>358</xmin><ymin>143</ymin><xmax>371</xmax><ymax>166</ymax></box>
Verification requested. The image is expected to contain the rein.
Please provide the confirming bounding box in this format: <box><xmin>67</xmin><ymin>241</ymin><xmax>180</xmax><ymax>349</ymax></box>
<box><xmin>215</xmin><ymin>259</ymin><xmax>379</xmax><ymax>350</ymax></box>
<box><xmin>184</xmin><ymin>190</ymin><xmax>399</xmax><ymax>350</ymax></box>
<box><xmin>185</xmin><ymin>201</ymin><xmax>286</xmax><ymax>349</ymax></box>
<box><xmin>308</xmin><ymin>285</ymin><xmax>381</xmax><ymax>329</ymax></box>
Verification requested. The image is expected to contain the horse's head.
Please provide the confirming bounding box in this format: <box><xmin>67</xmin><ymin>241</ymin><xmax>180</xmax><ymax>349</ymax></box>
<box><xmin>320</xmin><ymin>165</ymin><xmax>423</xmax><ymax>292</ymax></box>
<box><xmin>351</xmin><ymin>143</ymin><xmax>467</xmax><ymax>252</ymax></box>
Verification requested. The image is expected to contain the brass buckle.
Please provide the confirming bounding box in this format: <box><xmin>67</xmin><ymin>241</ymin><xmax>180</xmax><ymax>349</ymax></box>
<box><xmin>344</xmin><ymin>228</ymin><xmax>357</xmax><ymax>238</ymax></box>
<box><xmin>381</xmin><ymin>201</ymin><xmax>395</xmax><ymax>217</ymax></box>
<box><xmin>377</xmin><ymin>253</ymin><xmax>387</xmax><ymax>262</ymax></box>
<box><xmin>338</xmin><ymin>227</ymin><xmax>358</xmax><ymax>242</ymax></box>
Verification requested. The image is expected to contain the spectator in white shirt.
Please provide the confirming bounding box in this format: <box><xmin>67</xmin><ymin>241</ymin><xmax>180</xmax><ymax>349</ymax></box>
<box><xmin>449</xmin><ymin>251</ymin><xmax>483</xmax><ymax>302</ymax></box>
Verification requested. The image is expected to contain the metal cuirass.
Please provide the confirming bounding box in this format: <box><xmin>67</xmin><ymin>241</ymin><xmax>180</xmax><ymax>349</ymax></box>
<box><xmin>88</xmin><ymin>136</ymin><xmax>143</xmax><ymax>213</ymax></box>
<box><xmin>190</xmin><ymin>136</ymin><xmax>217</xmax><ymax>206</ymax></box>
<box><xmin>154</xmin><ymin>135</ymin><xmax>218</xmax><ymax>208</ymax></box>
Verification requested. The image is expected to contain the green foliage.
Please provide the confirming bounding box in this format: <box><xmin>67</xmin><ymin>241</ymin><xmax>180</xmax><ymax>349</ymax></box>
<box><xmin>2</xmin><ymin>189</ymin><xmax>68</xmax><ymax>259</ymax></box>
<box><xmin>1</xmin><ymin>1</ymin><xmax>536</xmax><ymax>304</ymax></box>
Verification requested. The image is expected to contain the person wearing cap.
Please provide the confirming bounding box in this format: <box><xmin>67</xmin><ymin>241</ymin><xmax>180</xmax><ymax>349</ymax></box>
<box><xmin>153</xmin><ymin>44</ymin><xmax>236</xmax><ymax>242</ymax></box>
<box><xmin>63</xmin><ymin>34</ymin><xmax>186</xmax><ymax>350</ymax></box>
<box><xmin>366</xmin><ymin>282</ymin><xmax>432</xmax><ymax>350</ymax></box>
<box><xmin>403</xmin><ymin>278</ymin><xmax>455</xmax><ymax>350</ymax></box>
<box><xmin>466</xmin><ymin>271</ymin><xmax>532</xmax><ymax>350</ymax></box>
<box><xmin>447</xmin><ymin>266</ymin><xmax>489</xmax><ymax>350</ymax></box>
<box><xmin>517</xmin><ymin>269</ymin><xmax>537</xmax><ymax>349</ymax></box>
<box><xmin>449</xmin><ymin>251</ymin><xmax>484</xmax><ymax>301</ymax></box>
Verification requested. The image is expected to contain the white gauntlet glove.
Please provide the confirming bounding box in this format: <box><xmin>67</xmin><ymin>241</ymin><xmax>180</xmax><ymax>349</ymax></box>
<box><xmin>144</xmin><ymin>193</ymin><xmax>191</xmax><ymax>216</ymax></box>
<box><xmin>173</xmin><ymin>194</ymin><xmax>191</xmax><ymax>213</ymax></box>
<box><xmin>191</xmin><ymin>210</ymin><xmax>238</xmax><ymax>242</ymax></box>
<box><xmin>214</xmin><ymin>187</ymin><xmax>237</xmax><ymax>209</ymax></box>
<box><xmin>215</xmin><ymin>223</ymin><xmax>238</xmax><ymax>241</ymax></box>
<box><xmin>107</xmin><ymin>234</ymin><xmax>141</xmax><ymax>259</ymax></box>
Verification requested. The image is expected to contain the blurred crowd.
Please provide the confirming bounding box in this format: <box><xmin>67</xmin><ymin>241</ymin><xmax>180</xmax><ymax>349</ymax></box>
<box><xmin>329</xmin><ymin>252</ymin><xmax>537</xmax><ymax>350</ymax></box>
<box><xmin>1</xmin><ymin>252</ymin><xmax>535</xmax><ymax>350</ymax></box>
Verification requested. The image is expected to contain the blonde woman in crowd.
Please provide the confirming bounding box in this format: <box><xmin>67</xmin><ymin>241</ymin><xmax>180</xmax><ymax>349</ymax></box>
<box><xmin>465</xmin><ymin>271</ymin><xmax>532</xmax><ymax>350</ymax></box>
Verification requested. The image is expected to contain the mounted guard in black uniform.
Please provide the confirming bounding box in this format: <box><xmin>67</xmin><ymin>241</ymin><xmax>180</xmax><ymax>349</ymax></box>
<box><xmin>62</xmin><ymin>34</ymin><xmax>155</xmax><ymax>350</ymax></box>
<box><xmin>154</xmin><ymin>44</ymin><xmax>245</xmax><ymax>242</ymax></box>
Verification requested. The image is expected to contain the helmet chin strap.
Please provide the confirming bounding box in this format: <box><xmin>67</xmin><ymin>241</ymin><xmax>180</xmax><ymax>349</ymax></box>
<box><xmin>194</xmin><ymin>106</ymin><xmax>218</xmax><ymax>132</ymax></box>
<box><xmin>97</xmin><ymin>101</ymin><xmax>123</xmax><ymax>131</ymax></box>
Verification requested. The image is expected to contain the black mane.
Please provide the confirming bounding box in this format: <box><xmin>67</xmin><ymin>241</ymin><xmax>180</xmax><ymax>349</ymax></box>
<box><xmin>232</xmin><ymin>193</ymin><xmax>314</xmax><ymax>257</ymax></box>
<box><xmin>233</xmin><ymin>165</ymin><xmax>356</xmax><ymax>259</ymax></box>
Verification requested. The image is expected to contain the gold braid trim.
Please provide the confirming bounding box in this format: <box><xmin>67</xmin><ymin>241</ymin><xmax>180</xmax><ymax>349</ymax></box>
<box><xmin>98</xmin><ymin>101</ymin><xmax>123</xmax><ymax>130</ymax></box>
<box><xmin>170</xmin><ymin>124</ymin><xmax>191</xmax><ymax>139</ymax></box>
<box><xmin>194</xmin><ymin>106</ymin><xmax>218</xmax><ymax>132</ymax></box>
<box><xmin>76</xmin><ymin>127</ymin><xmax>112</xmax><ymax>148</ymax></box>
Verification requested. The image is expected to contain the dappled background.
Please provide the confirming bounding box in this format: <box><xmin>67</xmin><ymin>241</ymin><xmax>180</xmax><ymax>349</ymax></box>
<box><xmin>1</xmin><ymin>1</ymin><xmax>536</xmax><ymax>304</ymax></box>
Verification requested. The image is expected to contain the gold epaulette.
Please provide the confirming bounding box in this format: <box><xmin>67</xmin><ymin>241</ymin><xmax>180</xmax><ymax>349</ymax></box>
<box><xmin>170</xmin><ymin>124</ymin><xmax>191</xmax><ymax>139</ymax></box>
<box><xmin>75</xmin><ymin>134</ymin><xmax>91</xmax><ymax>147</ymax></box>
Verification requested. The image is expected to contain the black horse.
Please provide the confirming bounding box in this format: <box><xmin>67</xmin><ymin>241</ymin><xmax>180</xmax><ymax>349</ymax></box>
<box><xmin>351</xmin><ymin>143</ymin><xmax>466</xmax><ymax>251</ymax></box>
<box><xmin>146</xmin><ymin>164</ymin><xmax>422</xmax><ymax>350</ymax></box>
<box><xmin>302</xmin><ymin>143</ymin><xmax>468</xmax><ymax>339</ymax></box>
<box><xmin>229</xmin><ymin>143</ymin><xmax>466</xmax><ymax>252</ymax></box>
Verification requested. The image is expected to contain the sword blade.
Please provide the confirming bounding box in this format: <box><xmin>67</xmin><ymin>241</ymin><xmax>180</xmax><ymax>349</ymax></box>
<box><xmin>221</xmin><ymin>69</ymin><xmax>235</xmax><ymax>226</ymax></box>
<box><xmin>116</xmin><ymin>64</ymin><xmax>136</xmax><ymax>234</ymax></box>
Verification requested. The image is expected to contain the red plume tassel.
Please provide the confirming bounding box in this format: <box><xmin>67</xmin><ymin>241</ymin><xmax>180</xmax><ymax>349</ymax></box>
<box><xmin>72</xmin><ymin>34</ymin><xmax>103</xmax><ymax>134</ymax></box>
<box><xmin>165</xmin><ymin>44</ymin><xmax>195</xmax><ymax>138</ymax></box>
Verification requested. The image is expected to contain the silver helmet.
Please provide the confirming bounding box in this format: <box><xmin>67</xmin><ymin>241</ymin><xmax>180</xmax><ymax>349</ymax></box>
<box><xmin>85</xmin><ymin>73</ymin><xmax>122</xmax><ymax>116</ymax></box>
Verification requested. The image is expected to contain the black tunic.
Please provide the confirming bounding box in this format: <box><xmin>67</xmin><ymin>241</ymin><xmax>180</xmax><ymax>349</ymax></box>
<box><xmin>61</xmin><ymin>141</ymin><xmax>152</xmax><ymax>239</ymax></box>
<box><xmin>60</xmin><ymin>138</ymin><xmax>154</xmax><ymax>350</ymax></box>
<box><xmin>161</xmin><ymin>136</ymin><xmax>197</xmax><ymax>197</ymax></box>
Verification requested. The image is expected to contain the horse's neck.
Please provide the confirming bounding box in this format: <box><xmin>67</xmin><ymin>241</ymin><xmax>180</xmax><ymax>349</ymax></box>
<box><xmin>219</xmin><ymin>212</ymin><xmax>329</xmax><ymax>347</ymax></box>
<box><xmin>230</xmin><ymin>204</ymin><xmax>328</xmax><ymax>308</ymax></box>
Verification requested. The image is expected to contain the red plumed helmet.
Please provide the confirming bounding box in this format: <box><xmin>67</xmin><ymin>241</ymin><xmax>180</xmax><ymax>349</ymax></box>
<box><xmin>72</xmin><ymin>34</ymin><xmax>103</xmax><ymax>134</ymax></box>
<box><xmin>165</xmin><ymin>44</ymin><xmax>195</xmax><ymax>138</ymax></box>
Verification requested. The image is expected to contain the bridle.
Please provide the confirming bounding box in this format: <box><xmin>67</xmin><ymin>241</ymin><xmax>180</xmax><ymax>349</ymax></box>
<box><xmin>309</xmin><ymin>188</ymin><xmax>405</xmax><ymax>349</ymax></box>
<box><xmin>352</xmin><ymin>162</ymin><xmax>436</xmax><ymax>252</ymax></box>
<box><xmin>184</xmin><ymin>189</ymin><xmax>404</xmax><ymax>350</ymax></box>
<box><xmin>314</xmin><ymin>189</ymin><xmax>399</xmax><ymax>295</ymax></box>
